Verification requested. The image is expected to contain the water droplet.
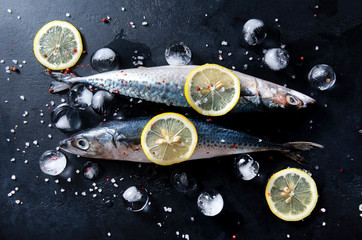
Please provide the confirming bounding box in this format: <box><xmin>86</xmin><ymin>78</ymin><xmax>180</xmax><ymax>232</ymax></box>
<box><xmin>235</xmin><ymin>154</ymin><xmax>259</xmax><ymax>181</ymax></box>
<box><xmin>122</xmin><ymin>186</ymin><xmax>149</xmax><ymax>212</ymax></box>
<box><xmin>83</xmin><ymin>161</ymin><xmax>101</xmax><ymax>180</ymax></box>
<box><xmin>39</xmin><ymin>150</ymin><xmax>67</xmax><ymax>176</ymax></box>
<box><xmin>243</xmin><ymin>19</ymin><xmax>267</xmax><ymax>46</ymax></box>
<box><xmin>308</xmin><ymin>64</ymin><xmax>336</xmax><ymax>91</ymax></box>
<box><xmin>68</xmin><ymin>85</ymin><xmax>93</xmax><ymax>109</ymax></box>
<box><xmin>197</xmin><ymin>190</ymin><xmax>224</xmax><ymax>216</ymax></box>
<box><xmin>170</xmin><ymin>171</ymin><xmax>198</xmax><ymax>195</ymax></box>
<box><xmin>91</xmin><ymin>48</ymin><xmax>120</xmax><ymax>72</ymax></box>
<box><xmin>263</xmin><ymin>48</ymin><xmax>289</xmax><ymax>71</ymax></box>
<box><xmin>165</xmin><ymin>41</ymin><xmax>192</xmax><ymax>65</ymax></box>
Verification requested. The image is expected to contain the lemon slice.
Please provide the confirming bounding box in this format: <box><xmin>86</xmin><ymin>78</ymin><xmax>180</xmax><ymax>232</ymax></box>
<box><xmin>265</xmin><ymin>168</ymin><xmax>318</xmax><ymax>221</ymax></box>
<box><xmin>141</xmin><ymin>113</ymin><xmax>198</xmax><ymax>165</ymax></box>
<box><xmin>184</xmin><ymin>64</ymin><xmax>240</xmax><ymax>116</ymax></box>
<box><xmin>33</xmin><ymin>20</ymin><xmax>83</xmax><ymax>70</ymax></box>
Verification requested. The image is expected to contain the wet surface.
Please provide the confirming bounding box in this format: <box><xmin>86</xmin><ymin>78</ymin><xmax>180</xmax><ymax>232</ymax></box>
<box><xmin>0</xmin><ymin>0</ymin><xmax>361</xmax><ymax>239</ymax></box>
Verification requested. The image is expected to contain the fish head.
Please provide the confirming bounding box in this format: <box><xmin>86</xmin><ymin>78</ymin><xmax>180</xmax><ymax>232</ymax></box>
<box><xmin>271</xmin><ymin>88</ymin><xmax>315</xmax><ymax>109</ymax></box>
<box><xmin>59</xmin><ymin>127</ymin><xmax>117</xmax><ymax>159</ymax></box>
<box><xmin>255</xmin><ymin>80</ymin><xmax>315</xmax><ymax>109</ymax></box>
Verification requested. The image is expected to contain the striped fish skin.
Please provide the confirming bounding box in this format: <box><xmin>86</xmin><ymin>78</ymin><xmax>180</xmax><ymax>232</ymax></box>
<box><xmin>59</xmin><ymin>118</ymin><xmax>291</xmax><ymax>163</ymax></box>
<box><xmin>61</xmin><ymin>65</ymin><xmax>315</xmax><ymax>112</ymax></box>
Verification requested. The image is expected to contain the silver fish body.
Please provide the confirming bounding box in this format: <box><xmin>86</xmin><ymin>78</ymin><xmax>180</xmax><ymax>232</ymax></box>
<box><xmin>59</xmin><ymin>118</ymin><xmax>322</xmax><ymax>163</ymax></box>
<box><xmin>51</xmin><ymin>65</ymin><xmax>315</xmax><ymax>112</ymax></box>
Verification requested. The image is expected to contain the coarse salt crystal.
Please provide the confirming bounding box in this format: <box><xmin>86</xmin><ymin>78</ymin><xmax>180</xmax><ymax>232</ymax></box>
<box><xmin>7</xmin><ymin>9</ymin><xmax>12</xmax><ymax>13</ymax></box>
<box><xmin>142</xmin><ymin>22</ymin><xmax>148</xmax><ymax>26</ymax></box>
<box><xmin>66</xmin><ymin>13</ymin><xmax>71</xmax><ymax>17</ymax></box>
<box><xmin>221</xmin><ymin>41</ymin><xmax>228</xmax><ymax>46</ymax></box>
<box><xmin>11</xmin><ymin>175</ymin><xmax>16</xmax><ymax>180</ymax></box>
<box><xmin>20</xmin><ymin>95</ymin><xmax>25</xmax><ymax>100</ymax></box>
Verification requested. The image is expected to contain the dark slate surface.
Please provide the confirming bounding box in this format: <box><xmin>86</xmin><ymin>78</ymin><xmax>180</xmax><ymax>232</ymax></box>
<box><xmin>0</xmin><ymin>0</ymin><xmax>361</xmax><ymax>239</ymax></box>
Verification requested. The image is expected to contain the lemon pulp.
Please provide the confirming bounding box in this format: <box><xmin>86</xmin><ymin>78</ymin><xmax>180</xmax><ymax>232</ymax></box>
<box><xmin>185</xmin><ymin>64</ymin><xmax>240</xmax><ymax>116</ymax></box>
<box><xmin>141</xmin><ymin>113</ymin><xmax>198</xmax><ymax>165</ymax></box>
<box><xmin>265</xmin><ymin>168</ymin><xmax>318</xmax><ymax>221</ymax></box>
<box><xmin>33</xmin><ymin>20</ymin><xmax>83</xmax><ymax>70</ymax></box>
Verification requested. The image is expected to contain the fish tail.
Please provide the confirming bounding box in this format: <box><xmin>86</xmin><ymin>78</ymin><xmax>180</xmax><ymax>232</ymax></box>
<box><xmin>281</xmin><ymin>141</ymin><xmax>324</xmax><ymax>163</ymax></box>
<box><xmin>43</xmin><ymin>71</ymin><xmax>78</xmax><ymax>93</ymax></box>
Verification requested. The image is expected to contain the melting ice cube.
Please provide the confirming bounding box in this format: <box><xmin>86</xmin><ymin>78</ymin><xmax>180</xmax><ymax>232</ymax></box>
<box><xmin>235</xmin><ymin>154</ymin><xmax>259</xmax><ymax>181</ymax></box>
<box><xmin>263</xmin><ymin>48</ymin><xmax>289</xmax><ymax>71</ymax></box>
<box><xmin>243</xmin><ymin>19</ymin><xmax>267</xmax><ymax>46</ymax></box>
<box><xmin>197</xmin><ymin>191</ymin><xmax>224</xmax><ymax>216</ymax></box>
<box><xmin>39</xmin><ymin>150</ymin><xmax>67</xmax><ymax>176</ymax></box>
<box><xmin>307</xmin><ymin>64</ymin><xmax>336</xmax><ymax>91</ymax></box>
<box><xmin>91</xmin><ymin>48</ymin><xmax>120</xmax><ymax>73</ymax></box>
<box><xmin>122</xmin><ymin>186</ymin><xmax>149</xmax><ymax>212</ymax></box>
<box><xmin>165</xmin><ymin>41</ymin><xmax>192</xmax><ymax>65</ymax></box>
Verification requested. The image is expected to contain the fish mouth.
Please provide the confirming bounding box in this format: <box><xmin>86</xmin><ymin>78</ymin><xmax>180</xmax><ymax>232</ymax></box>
<box><xmin>289</xmin><ymin>90</ymin><xmax>315</xmax><ymax>108</ymax></box>
<box><xmin>59</xmin><ymin>138</ymin><xmax>72</xmax><ymax>151</ymax></box>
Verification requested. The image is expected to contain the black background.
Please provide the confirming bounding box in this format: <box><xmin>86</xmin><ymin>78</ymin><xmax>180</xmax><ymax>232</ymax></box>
<box><xmin>0</xmin><ymin>0</ymin><xmax>361</xmax><ymax>239</ymax></box>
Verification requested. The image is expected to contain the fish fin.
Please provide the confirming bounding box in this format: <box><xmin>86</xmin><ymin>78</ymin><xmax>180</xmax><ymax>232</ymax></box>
<box><xmin>50</xmin><ymin>81</ymin><xmax>72</xmax><ymax>93</ymax></box>
<box><xmin>43</xmin><ymin>71</ymin><xmax>78</xmax><ymax>83</ymax></box>
<box><xmin>281</xmin><ymin>141</ymin><xmax>324</xmax><ymax>163</ymax></box>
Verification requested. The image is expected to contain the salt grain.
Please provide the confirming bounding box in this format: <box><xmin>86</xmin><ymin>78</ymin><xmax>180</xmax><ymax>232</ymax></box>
<box><xmin>11</xmin><ymin>175</ymin><xmax>16</xmax><ymax>180</ymax></box>
<box><xmin>142</xmin><ymin>22</ymin><xmax>148</xmax><ymax>26</ymax></box>
<box><xmin>19</xmin><ymin>95</ymin><xmax>25</xmax><ymax>100</ymax></box>
<box><xmin>7</xmin><ymin>9</ymin><xmax>12</xmax><ymax>14</ymax></box>
<box><xmin>66</xmin><ymin>13</ymin><xmax>71</xmax><ymax>17</ymax></box>
<box><xmin>60</xmin><ymin>188</ymin><xmax>65</xmax><ymax>192</ymax></box>
<box><xmin>10</xmin><ymin>158</ymin><xmax>15</xmax><ymax>162</ymax></box>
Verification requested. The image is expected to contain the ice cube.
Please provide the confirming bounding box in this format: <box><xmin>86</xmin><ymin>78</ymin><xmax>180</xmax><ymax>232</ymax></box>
<box><xmin>83</xmin><ymin>161</ymin><xmax>101</xmax><ymax>180</ymax></box>
<box><xmin>165</xmin><ymin>41</ymin><xmax>192</xmax><ymax>65</ymax></box>
<box><xmin>243</xmin><ymin>19</ymin><xmax>267</xmax><ymax>46</ymax></box>
<box><xmin>68</xmin><ymin>85</ymin><xmax>93</xmax><ymax>109</ymax></box>
<box><xmin>122</xmin><ymin>186</ymin><xmax>149</xmax><ymax>212</ymax></box>
<box><xmin>307</xmin><ymin>64</ymin><xmax>336</xmax><ymax>91</ymax></box>
<box><xmin>197</xmin><ymin>191</ymin><xmax>224</xmax><ymax>216</ymax></box>
<box><xmin>235</xmin><ymin>154</ymin><xmax>259</xmax><ymax>181</ymax></box>
<box><xmin>263</xmin><ymin>48</ymin><xmax>289</xmax><ymax>71</ymax></box>
<box><xmin>39</xmin><ymin>150</ymin><xmax>67</xmax><ymax>176</ymax></box>
<box><xmin>91</xmin><ymin>48</ymin><xmax>120</xmax><ymax>73</ymax></box>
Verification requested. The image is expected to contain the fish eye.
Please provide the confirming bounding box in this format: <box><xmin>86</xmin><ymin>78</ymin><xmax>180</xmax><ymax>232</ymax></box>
<box><xmin>286</xmin><ymin>95</ymin><xmax>300</xmax><ymax>105</ymax></box>
<box><xmin>76</xmin><ymin>138</ymin><xmax>89</xmax><ymax>150</ymax></box>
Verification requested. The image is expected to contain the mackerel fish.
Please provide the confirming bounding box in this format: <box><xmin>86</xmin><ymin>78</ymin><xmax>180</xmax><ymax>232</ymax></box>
<box><xmin>49</xmin><ymin>65</ymin><xmax>315</xmax><ymax>112</ymax></box>
<box><xmin>59</xmin><ymin>117</ymin><xmax>323</xmax><ymax>163</ymax></box>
